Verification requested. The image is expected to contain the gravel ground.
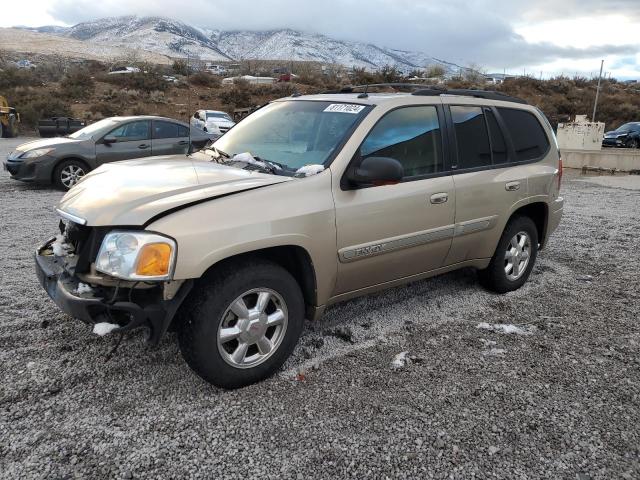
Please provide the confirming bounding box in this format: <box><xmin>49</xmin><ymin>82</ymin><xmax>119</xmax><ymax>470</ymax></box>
<box><xmin>1</xmin><ymin>137</ymin><xmax>639</xmax><ymax>479</ymax></box>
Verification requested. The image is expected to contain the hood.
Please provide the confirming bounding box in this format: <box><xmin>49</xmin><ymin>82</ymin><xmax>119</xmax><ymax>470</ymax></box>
<box><xmin>605</xmin><ymin>130</ymin><xmax>628</xmax><ymax>137</ymax></box>
<box><xmin>57</xmin><ymin>156</ymin><xmax>291</xmax><ymax>226</ymax></box>
<box><xmin>15</xmin><ymin>136</ymin><xmax>80</xmax><ymax>152</ymax></box>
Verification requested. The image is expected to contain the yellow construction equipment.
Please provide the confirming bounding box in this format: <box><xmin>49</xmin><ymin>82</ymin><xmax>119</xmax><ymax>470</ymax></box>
<box><xmin>0</xmin><ymin>95</ymin><xmax>19</xmax><ymax>138</ymax></box>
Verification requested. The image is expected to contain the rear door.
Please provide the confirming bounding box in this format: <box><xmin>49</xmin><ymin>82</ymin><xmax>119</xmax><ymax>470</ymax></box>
<box><xmin>95</xmin><ymin>120</ymin><xmax>152</xmax><ymax>164</ymax></box>
<box><xmin>332</xmin><ymin>104</ymin><xmax>456</xmax><ymax>294</ymax></box>
<box><xmin>151</xmin><ymin>120</ymin><xmax>190</xmax><ymax>156</ymax></box>
<box><xmin>443</xmin><ymin>101</ymin><xmax>549</xmax><ymax>264</ymax></box>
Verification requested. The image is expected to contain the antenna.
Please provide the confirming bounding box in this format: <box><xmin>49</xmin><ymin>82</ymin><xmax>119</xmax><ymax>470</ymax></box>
<box><xmin>186</xmin><ymin>53</ymin><xmax>193</xmax><ymax>155</ymax></box>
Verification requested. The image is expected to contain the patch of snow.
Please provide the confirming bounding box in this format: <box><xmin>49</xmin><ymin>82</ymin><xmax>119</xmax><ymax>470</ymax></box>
<box><xmin>231</xmin><ymin>152</ymin><xmax>268</xmax><ymax>169</ymax></box>
<box><xmin>482</xmin><ymin>348</ymin><xmax>507</xmax><ymax>357</ymax></box>
<box><xmin>75</xmin><ymin>283</ymin><xmax>93</xmax><ymax>295</ymax></box>
<box><xmin>476</xmin><ymin>322</ymin><xmax>534</xmax><ymax>335</ymax></box>
<box><xmin>391</xmin><ymin>351</ymin><xmax>410</xmax><ymax>370</ymax></box>
<box><xmin>51</xmin><ymin>234</ymin><xmax>73</xmax><ymax>257</ymax></box>
<box><xmin>479</xmin><ymin>338</ymin><xmax>497</xmax><ymax>347</ymax></box>
<box><xmin>93</xmin><ymin>322</ymin><xmax>120</xmax><ymax>336</ymax></box>
<box><xmin>295</xmin><ymin>164</ymin><xmax>325</xmax><ymax>177</ymax></box>
<box><xmin>488</xmin><ymin>446</ymin><xmax>501</xmax><ymax>455</ymax></box>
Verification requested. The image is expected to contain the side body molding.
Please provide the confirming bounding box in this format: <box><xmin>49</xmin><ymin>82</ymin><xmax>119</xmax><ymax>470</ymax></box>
<box><xmin>338</xmin><ymin>215</ymin><xmax>498</xmax><ymax>263</ymax></box>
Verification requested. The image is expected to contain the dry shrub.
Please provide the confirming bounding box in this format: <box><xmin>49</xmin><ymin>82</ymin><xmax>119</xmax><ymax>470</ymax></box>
<box><xmin>189</xmin><ymin>72</ymin><xmax>220</xmax><ymax>88</ymax></box>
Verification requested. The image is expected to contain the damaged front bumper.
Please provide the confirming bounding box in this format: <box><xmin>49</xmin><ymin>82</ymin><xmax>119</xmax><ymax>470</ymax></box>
<box><xmin>35</xmin><ymin>238</ymin><xmax>192</xmax><ymax>345</ymax></box>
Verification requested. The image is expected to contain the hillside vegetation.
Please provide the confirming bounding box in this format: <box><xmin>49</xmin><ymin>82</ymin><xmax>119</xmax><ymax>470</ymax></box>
<box><xmin>1</xmin><ymin>57</ymin><xmax>638</xmax><ymax>134</ymax></box>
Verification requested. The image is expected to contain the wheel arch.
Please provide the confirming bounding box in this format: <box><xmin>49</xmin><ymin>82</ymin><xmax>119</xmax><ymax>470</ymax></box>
<box><xmin>51</xmin><ymin>156</ymin><xmax>92</xmax><ymax>184</ymax></box>
<box><xmin>199</xmin><ymin>245</ymin><xmax>318</xmax><ymax>314</ymax></box>
<box><xmin>509</xmin><ymin>201</ymin><xmax>549</xmax><ymax>248</ymax></box>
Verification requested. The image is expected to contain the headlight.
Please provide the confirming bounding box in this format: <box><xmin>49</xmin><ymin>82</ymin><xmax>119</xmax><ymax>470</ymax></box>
<box><xmin>95</xmin><ymin>231</ymin><xmax>176</xmax><ymax>281</ymax></box>
<box><xmin>20</xmin><ymin>148</ymin><xmax>55</xmax><ymax>159</ymax></box>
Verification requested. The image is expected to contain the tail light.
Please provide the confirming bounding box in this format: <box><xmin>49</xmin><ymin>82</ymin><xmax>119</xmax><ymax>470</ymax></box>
<box><xmin>557</xmin><ymin>156</ymin><xmax>563</xmax><ymax>191</ymax></box>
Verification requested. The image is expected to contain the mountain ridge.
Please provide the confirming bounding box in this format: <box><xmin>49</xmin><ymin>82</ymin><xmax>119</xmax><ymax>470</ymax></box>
<box><xmin>21</xmin><ymin>15</ymin><xmax>462</xmax><ymax>73</ymax></box>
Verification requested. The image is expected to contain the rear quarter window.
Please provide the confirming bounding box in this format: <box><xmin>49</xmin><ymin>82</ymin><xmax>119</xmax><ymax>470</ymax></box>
<box><xmin>497</xmin><ymin>108</ymin><xmax>550</xmax><ymax>162</ymax></box>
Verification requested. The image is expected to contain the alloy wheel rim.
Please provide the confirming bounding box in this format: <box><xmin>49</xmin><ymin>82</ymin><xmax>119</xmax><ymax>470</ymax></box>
<box><xmin>217</xmin><ymin>288</ymin><xmax>288</xmax><ymax>369</ymax></box>
<box><xmin>504</xmin><ymin>231</ymin><xmax>531</xmax><ymax>281</ymax></box>
<box><xmin>60</xmin><ymin>165</ymin><xmax>85</xmax><ymax>188</ymax></box>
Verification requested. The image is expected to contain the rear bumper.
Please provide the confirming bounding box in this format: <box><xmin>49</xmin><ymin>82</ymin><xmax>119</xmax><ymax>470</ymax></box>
<box><xmin>35</xmin><ymin>240</ymin><xmax>192</xmax><ymax>345</ymax></box>
<box><xmin>546</xmin><ymin>196</ymin><xmax>564</xmax><ymax>242</ymax></box>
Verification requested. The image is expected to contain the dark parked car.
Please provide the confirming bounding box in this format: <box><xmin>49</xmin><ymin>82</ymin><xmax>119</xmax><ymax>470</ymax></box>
<box><xmin>38</xmin><ymin>117</ymin><xmax>86</xmax><ymax>137</ymax></box>
<box><xmin>602</xmin><ymin>122</ymin><xmax>640</xmax><ymax>148</ymax></box>
<box><xmin>3</xmin><ymin>116</ymin><xmax>213</xmax><ymax>190</ymax></box>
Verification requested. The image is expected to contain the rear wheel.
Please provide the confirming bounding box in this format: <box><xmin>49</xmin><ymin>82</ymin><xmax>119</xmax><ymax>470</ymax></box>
<box><xmin>178</xmin><ymin>259</ymin><xmax>305</xmax><ymax>389</ymax></box>
<box><xmin>479</xmin><ymin>216</ymin><xmax>538</xmax><ymax>293</ymax></box>
<box><xmin>53</xmin><ymin>159</ymin><xmax>88</xmax><ymax>191</ymax></box>
<box><xmin>6</xmin><ymin>115</ymin><xmax>18</xmax><ymax>138</ymax></box>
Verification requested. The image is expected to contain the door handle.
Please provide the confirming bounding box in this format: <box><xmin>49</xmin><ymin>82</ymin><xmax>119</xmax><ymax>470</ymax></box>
<box><xmin>178</xmin><ymin>140</ymin><xmax>188</xmax><ymax>145</ymax></box>
<box><xmin>430</xmin><ymin>193</ymin><xmax>449</xmax><ymax>204</ymax></box>
<box><xmin>138</xmin><ymin>144</ymin><xmax>150</xmax><ymax>149</ymax></box>
<box><xmin>505</xmin><ymin>181</ymin><xmax>520</xmax><ymax>191</ymax></box>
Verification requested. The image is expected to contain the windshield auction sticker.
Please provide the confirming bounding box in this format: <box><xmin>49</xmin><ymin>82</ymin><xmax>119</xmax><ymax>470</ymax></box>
<box><xmin>323</xmin><ymin>104</ymin><xmax>366</xmax><ymax>114</ymax></box>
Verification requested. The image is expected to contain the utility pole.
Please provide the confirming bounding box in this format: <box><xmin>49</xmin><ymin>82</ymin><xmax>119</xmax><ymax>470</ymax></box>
<box><xmin>592</xmin><ymin>59</ymin><xmax>604</xmax><ymax>122</ymax></box>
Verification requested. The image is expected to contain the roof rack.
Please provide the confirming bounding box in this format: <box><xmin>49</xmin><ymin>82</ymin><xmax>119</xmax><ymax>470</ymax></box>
<box><xmin>321</xmin><ymin>83</ymin><xmax>527</xmax><ymax>105</ymax></box>
<box><xmin>412</xmin><ymin>88</ymin><xmax>528</xmax><ymax>104</ymax></box>
<box><xmin>322</xmin><ymin>83</ymin><xmax>443</xmax><ymax>97</ymax></box>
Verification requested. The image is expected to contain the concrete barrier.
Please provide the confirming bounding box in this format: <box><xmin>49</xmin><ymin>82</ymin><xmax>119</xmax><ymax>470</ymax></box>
<box><xmin>562</xmin><ymin>148</ymin><xmax>640</xmax><ymax>172</ymax></box>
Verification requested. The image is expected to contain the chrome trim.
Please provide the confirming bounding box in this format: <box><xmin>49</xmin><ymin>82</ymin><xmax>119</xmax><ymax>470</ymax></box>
<box><xmin>56</xmin><ymin>208</ymin><xmax>87</xmax><ymax>226</ymax></box>
<box><xmin>338</xmin><ymin>215</ymin><xmax>499</xmax><ymax>263</ymax></box>
<box><xmin>453</xmin><ymin>215</ymin><xmax>498</xmax><ymax>237</ymax></box>
<box><xmin>339</xmin><ymin>225</ymin><xmax>455</xmax><ymax>263</ymax></box>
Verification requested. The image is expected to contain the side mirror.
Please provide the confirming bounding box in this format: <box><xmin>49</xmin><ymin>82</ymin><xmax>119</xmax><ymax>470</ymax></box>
<box><xmin>347</xmin><ymin>156</ymin><xmax>404</xmax><ymax>186</ymax></box>
<box><xmin>103</xmin><ymin>135</ymin><xmax>117</xmax><ymax>145</ymax></box>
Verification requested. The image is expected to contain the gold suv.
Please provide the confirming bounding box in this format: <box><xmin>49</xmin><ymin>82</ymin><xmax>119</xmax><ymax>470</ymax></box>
<box><xmin>35</xmin><ymin>88</ymin><xmax>564</xmax><ymax>388</ymax></box>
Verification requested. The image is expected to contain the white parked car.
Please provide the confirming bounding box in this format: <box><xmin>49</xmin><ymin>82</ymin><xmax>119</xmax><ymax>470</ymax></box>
<box><xmin>205</xmin><ymin>64</ymin><xmax>227</xmax><ymax>75</ymax></box>
<box><xmin>190</xmin><ymin>110</ymin><xmax>235</xmax><ymax>136</ymax></box>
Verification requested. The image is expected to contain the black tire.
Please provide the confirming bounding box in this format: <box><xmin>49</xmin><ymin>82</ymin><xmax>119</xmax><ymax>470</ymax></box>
<box><xmin>178</xmin><ymin>259</ymin><xmax>305</xmax><ymax>389</ymax></box>
<box><xmin>478</xmin><ymin>216</ymin><xmax>539</xmax><ymax>293</ymax></box>
<box><xmin>6</xmin><ymin>115</ymin><xmax>18</xmax><ymax>138</ymax></box>
<box><xmin>53</xmin><ymin>159</ymin><xmax>89</xmax><ymax>191</ymax></box>
<box><xmin>629</xmin><ymin>138</ymin><xmax>639</xmax><ymax>149</ymax></box>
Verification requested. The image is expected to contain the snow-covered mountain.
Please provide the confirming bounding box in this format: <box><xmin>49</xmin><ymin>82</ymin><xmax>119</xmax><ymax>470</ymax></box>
<box><xmin>25</xmin><ymin>16</ymin><xmax>460</xmax><ymax>73</ymax></box>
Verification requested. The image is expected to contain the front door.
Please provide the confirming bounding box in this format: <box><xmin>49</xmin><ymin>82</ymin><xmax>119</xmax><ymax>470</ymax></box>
<box><xmin>95</xmin><ymin>120</ymin><xmax>152</xmax><ymax>165</ymax></box>
<box><xmin>332</xmin><ymin>105</ymin><xmax>456</xmax><ymax>295</ymax></box>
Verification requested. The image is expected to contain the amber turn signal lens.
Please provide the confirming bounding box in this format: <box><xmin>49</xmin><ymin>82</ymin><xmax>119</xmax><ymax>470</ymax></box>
<box><xmin>135</xmin><ymin>243</ymin><xmax>172</xmax><ymax>277</ymax></box>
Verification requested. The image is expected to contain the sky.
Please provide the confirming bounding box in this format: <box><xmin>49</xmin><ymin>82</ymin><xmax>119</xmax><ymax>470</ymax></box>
<box><xmin>3</xmin><ymin>0</ymin><xmax>639</xmax><ymax>79</ymax></box>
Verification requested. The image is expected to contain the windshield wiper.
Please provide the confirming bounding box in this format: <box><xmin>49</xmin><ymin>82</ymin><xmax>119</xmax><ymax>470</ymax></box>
<box><xmin>213</xmin><ymin>145</ymin><xmax>231</xmax><ymax>159</ymax></box>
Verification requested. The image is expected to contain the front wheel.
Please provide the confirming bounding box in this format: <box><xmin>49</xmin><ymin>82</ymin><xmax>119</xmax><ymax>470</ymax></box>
<box><xmin>479</xmin><ymin>216</ymin><xmax>539</xmax><ymax>293</ymax></box>
<box><xmin>53</xmin><ymin>159</ymin><xmax>88</xmax><ymax>191</ymax></box>
<box><xmin>178</xmin><ymin>259</ymin><xmax>305</xmax><ymax>389</ymax></box>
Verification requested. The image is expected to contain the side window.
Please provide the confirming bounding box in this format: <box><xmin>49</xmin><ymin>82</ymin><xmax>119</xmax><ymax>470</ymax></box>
<box><xmin>497</xmin><ymin>108</ymin><xmax>550</xmax><ymax>161</ymax></box>
<box><xmin>153</xmin><ymin>121</ymin><xmax>185</xmax><ymax>139</ymax></box>
<box><xmin>450</xmin><ymin>106</ymin><xmax>491</xmax><ymax>169</ymax></box>
<box><xmin>485</xmin><ymin>109</ymin><xmax>508</xmax><ymax>164</ymax></box>
<box><xmin>177</xmin><ymin>124</ymin><xmax>189</xmax><ymax>137</ymax></box>
<box><xmin>108</xmin><ymin>121</ymin><xmax>150</xmax><ymax>142</ymax></box>
<box><xmin>360</xmin><ymin>106</ymin><xmax>442</xmax><ymax>178</ymax></box>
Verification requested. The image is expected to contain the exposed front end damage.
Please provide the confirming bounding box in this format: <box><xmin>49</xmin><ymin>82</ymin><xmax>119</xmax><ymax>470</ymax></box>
<box><xmin>35</xmin><ymin>222</ymin><xmax>192</xmax><ymax>345</ymax></box>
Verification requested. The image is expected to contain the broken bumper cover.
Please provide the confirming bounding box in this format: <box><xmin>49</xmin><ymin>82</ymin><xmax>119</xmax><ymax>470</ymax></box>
<box><xmin>35</xmin><ymin>243</ymin><xmax>192</xmax><ymax>345</ymax></box>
